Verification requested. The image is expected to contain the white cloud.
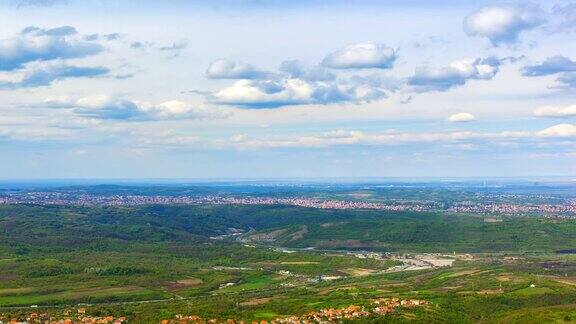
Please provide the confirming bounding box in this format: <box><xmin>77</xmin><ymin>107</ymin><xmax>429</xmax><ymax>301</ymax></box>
<box><xmin>321</xmin><ymin>42</ymin><xmax>397</xmax><ymax>69</ymax></box>
<box><xmin>448</xmin><ymin>112</ymin><xmax>476</xmax><ymax>122</ymax></box>
<box><xmin>206</xmin><ymin>53</ymin><xmax>402</xmax><ymax>108</ymax></box>
<box><xmin>217</xmin><ymin>129</ymin><xmax>532</xmax><ymax>149</ymax></box>
<box><xmin>206</xmin><ymin>59</ymin><xmax>272</xmax><ymax>79</ymax></box>
<box><xmin>210</xmin><ymin>79</ymin><xmax>334</xmax><ymax>108</ymax></box>
<box><xmin>0</xmin><ymin>26</ymin><xmax>104</xmax><ymax>71</ymax></box>
<box><xmin>43</xmin><ymin>95</ymin><xmax>229</xmax><ymax>121</ymax></box>
<box><xmin>534</xmin><ymin>105</ymin><xmax>576</xmax><ymax>118</ymax></box>
<box><xmin>521</xmin><ymin>56</ymin><xmax>576</xmax><ymax>89</ymax></box>
<box><xmin>463</xmin><ymin>5</ymin><xmax>545</xmax><ymax>46</ymax></box>
<box><xmin>0</xmin><ymin>63</ymin><xmax>109</xmax><ymax>89</ymax></box>
<box><xmin>522</xmin><ymin>56</ymin><xmax>576</xmax><ymax>77</ymax></box>
<box><xmin>408</xmin><ymin>57</ymin><xmax>502</xmax><ymax>92</ymax></box>
<box><xmin>209</xmin><ymin>76</ymin><xmax>390</xmax><ymax>108</ymax></box>
<box><xmin>537</xmin><ymin>124</ymin><xmax>576</xmax><ymax>137</ymax></box>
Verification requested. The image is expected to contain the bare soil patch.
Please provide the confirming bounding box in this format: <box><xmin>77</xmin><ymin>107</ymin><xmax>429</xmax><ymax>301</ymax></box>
<box><xmin>240</xmin><ymin>297</ymin><xmax>272</xmax><ymax>306</ymax></box>
<box><xmin>163</xmin><ymin>277</ymin><xmax>203</xmax><ymax>291</ymax></box>
<box><xmin>341</xmin><ymin>268</ymin><xmax>377</xmax><ymax>277</ymax></box>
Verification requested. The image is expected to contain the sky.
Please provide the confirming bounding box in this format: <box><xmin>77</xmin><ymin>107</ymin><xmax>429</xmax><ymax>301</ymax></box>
<box><xmin>0</xmin><ymin>0</ymin><xmax>575</xmax><ymax>179</ymax></box>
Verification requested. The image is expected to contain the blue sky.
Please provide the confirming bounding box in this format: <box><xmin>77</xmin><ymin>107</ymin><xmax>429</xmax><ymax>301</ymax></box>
<box><xmin>0</xmin><ymin>0</ymin><xmax>575</xmax><ymax>179</ymax></box>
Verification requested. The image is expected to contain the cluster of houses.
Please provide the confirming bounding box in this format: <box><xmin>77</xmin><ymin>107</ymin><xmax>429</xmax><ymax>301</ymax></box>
<box><xmin>273</xmin><ymin>305</ymin><xmax>370</xmax><ymax>322</ymax></box>
<box><xmin>1</xmin><ymin>298</ymin><xmax>429</xmax><ymax>324</ymax></box>
<box><xmin>372</xmin><ymin>298</ymin><xmax>429</xmax><ymax>315</ymax></box>
<box><xmin>160</xmin><ymin>297</ymin><xmax>429</xmax><ymax>323</ymax></box>
<box><xmin>0</xmin><ymin>309</ymin><xmax>126</xmax><ymax>324</ymax></box>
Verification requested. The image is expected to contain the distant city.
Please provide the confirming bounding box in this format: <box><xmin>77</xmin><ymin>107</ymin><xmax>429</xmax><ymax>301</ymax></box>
<box><xmin>2</xmin><ymin>190</ymin><xmax>575</xmax><ymax>218</ymax></box>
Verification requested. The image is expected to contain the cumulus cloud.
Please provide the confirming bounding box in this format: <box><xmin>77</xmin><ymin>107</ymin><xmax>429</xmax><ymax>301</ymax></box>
<box><xmin>321</xmin><ymin>42</ymin><xmax>397</xmax><ymax>69</ymax></box>
<box><xmin>408</xmin><ymin>57</ymin><xmax>502</xmax><ymax>92</ymax></box>
<box><xmin>204</xmin><ymin>42</ymin><xmax>402</xmax><ymax>108</ymax></box>
<box><xmin>448</xmin><ymin>112</ymin><xmax>476</xmax><ymax>122</ymax></box>
<box><xmin>537</xmin><ymin>124</ymin><xmax>576</xmax><ymax>137</ymax></box>
<box><xmin>209</xmin><ymin>75</ymin><xmax>391</xmax><ymax>108</ymax></box>
<box><xmin>210</xmin><ymin>79</ymin><xmax>346</xmax><ymax>108</ymax></box>
<box><xmin>463</xmin><ymin>5</ymin><xmax>545</xmax><ymax>46</ymax></box>
<box><xmin>206</xmin><ymin>55</ymin><xmax>399</xmax><ymax>108</ymax></box>
<box><xmin>206</xmin><ymin>59</ymin><xmax>272</xmax><ymax>79</ymax></box>
<box><xmin>0</xmin><ymin>26</ymin><xmax>104</xmax><ymax>71</ymax></box>
<box><xmin>522</xmin><ymin>56</ymin><xmax>576</xmax><ymax>76</ymax></box>
<box><xmin>43</xmin><ymin>95</ymin><xmax>229</xmax><ymax>121</ymax></box>
<box><xmin>0</xmin><ymin>63</ymin><xmax>109</xmax><ymax>89</ymax></box>
<box><xmin>534</xmin><ymin>105</ymin><xmax>576</xmax><ymax>118</ymax></box>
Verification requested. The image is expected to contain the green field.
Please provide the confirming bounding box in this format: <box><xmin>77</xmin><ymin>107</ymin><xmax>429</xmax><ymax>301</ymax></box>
<box><xmin>1</xmin><ymin>203</ymin><xmax>576</xmax><ymax>322</ymax></box>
